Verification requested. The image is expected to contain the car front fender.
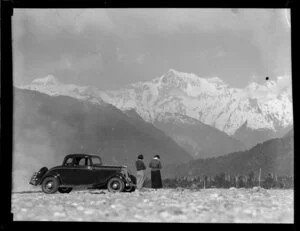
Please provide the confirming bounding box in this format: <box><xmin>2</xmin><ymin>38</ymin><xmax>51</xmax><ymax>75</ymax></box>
<box><xmin>40</xmin><ymin>171</ymin><xmax>63</xmax><ymax>185</ymax></box>
<box><xmin>107</xmin><ymin>173</ymin><xmax>128</xmax><ymax>183</ymax></box>
<box><xmin>110</xmin><ymin>173</ymin><xmax>136</xmax><ymax>187</ymax></box>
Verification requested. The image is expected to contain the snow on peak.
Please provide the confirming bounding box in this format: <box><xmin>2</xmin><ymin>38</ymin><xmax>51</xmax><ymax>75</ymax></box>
<box><xmin>18</xmin><ymin>70</ymin><xmax>293</xmax><ymax>136</ymax></box>
<box><xmin>246</xmin><ymin>82</ymin><xmax>260</xmax><ymax>90</ymax></box>
<box><xmin>31</xmin><ymin>75</ymin><xmax>61</xmax><ymax>86</ymax></box>
<box><xmin>20</xmin><ymin>75</ymin><xmax>107</xmax><ymax>106</ymax></box>
<box><xmin>155</xmin><ymin>69</ymin><xmax>227</xmax><ymax>96</ymax></box>
<box><xmin>164</xmin><ymin>69</ymin><xmax>200</xmax><ymax>81</ymax></box>
<box><xmin>100</xmin><ymin>70</ymin><xmax>293</xmax><ymax>135</ymax></box>
<box><xmin>168</xmin><ymin>69</ymin><xmax>179</xmax><ymax>75</ymax></box>
<box><xmin>207</xmin><ymin>77</ymin><xmax>225</xmax><ymax>84</ymax></box>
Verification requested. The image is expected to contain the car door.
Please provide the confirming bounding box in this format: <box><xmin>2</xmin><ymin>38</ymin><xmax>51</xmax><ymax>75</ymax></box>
<box><xmin>89</xmin><ymin>156</ymin><xmax>110</xmax><ymax>185</ymax></box>
<box><xmin>59</xmin><ymin>157</ymin><xmax>79</xmax><ymax>185</ymax></box>
<box><xmin>85</xmin><ymin>159</ymin><xmax>101</xmax><ymax>185</ymax></box>
<box><xmin>72</xmin><ymin>157</ymin><xmax>95</xmax><ymax>185</ymax></box>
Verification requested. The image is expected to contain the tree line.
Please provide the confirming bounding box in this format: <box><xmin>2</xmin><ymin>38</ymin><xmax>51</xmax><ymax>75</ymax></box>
<box><xmin>155</xmin><ymin>172</ymin><xmax>293</xmax><ymax>189</ymax></box>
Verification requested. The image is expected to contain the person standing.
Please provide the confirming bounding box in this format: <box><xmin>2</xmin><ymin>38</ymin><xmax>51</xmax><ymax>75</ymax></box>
<box><xmin>149</xmin><ymin>155</ymin><xmax>163</xmax><ymax>189</ymax></box>
<box><xmin>135</xmin><ymin>154</ymin><xmax>146</xmax><ymax>191</ymax></box>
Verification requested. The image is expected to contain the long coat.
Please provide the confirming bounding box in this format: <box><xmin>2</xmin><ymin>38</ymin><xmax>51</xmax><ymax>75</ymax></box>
<box><xmin>149</xmin><ymin>159</ymin><xmax>163</xmax><ymax>189</ymax></box>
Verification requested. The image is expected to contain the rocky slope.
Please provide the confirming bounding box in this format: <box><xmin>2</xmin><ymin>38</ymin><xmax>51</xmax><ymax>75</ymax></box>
<box><xmin>153</xmin><ymin>112</ymin><xmax>245</xmax><ymax>158</ymax></box>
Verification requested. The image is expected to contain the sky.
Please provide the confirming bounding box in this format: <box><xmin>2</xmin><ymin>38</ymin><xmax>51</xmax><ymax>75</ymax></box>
<box><xmin>13</xmin><ymin>8</ymin><xmax>291</xmax><ymax>90</ymax></box>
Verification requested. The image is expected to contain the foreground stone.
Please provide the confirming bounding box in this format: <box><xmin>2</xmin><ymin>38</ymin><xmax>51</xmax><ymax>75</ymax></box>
<box><xmin>11</xmin><ymin>188</ymin><xmax>294</xmax><ymax>223</ymax></box>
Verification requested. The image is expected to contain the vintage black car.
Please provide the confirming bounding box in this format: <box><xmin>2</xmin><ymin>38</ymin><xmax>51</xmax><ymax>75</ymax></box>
<box><xmin>29</xmin><ymin>154</ymin><xmax>136</xmax><ymax>194</ymax></box>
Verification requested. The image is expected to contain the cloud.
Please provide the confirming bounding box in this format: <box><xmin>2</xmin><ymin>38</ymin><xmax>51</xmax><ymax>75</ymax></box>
<box><xmin>247</xmin><ymin>75</ymin><xmax>292</xmax><ymax>101</ymax></box>
<box><xmin>239</xmin><ymin>9</ymin><xmax>291</xmax><ymax>77</ymax></box>
<box><xmin>216</xmin><ymin>50</ymin><xmax>226</xmax><ymax>58</ymax></box>
<box><xmin>13</xmin><ymin>9</ymin><xmax>114</xmax><ymax>40</ymax></box>
<box><xmin>12</xmin><ymin>9</ymin><xmax>290</xmax><ymax>87</ymax></box>
<box><xmin>274</xmin><ymin>75</ymin><xmax>292</xmax><ymax>95</ymax></box>
<box><xmin>59</xmin><ymin>54</ymin><xmax>73</xmax><ymax>70</ymax></box>
<box><xmin>14</xmin><ymin>9</ymin><xmax>285</xmax><ymax>40</ymax></box>
<box><xmin>136</xmin><ymin>53</ymin><xmax>146</xmax><ymax>64</ymax></box>
<box><xmin>116</xmin><ymin>47</ymin><xmax>126</xmax><ymax>62</ymax></box>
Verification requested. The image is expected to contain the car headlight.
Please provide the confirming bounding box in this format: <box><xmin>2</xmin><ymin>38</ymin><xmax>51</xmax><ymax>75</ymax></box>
<box><xmin>121</xmin><ymin>168</ymin><xmax>129</xmax><ymax>178</ymax></box>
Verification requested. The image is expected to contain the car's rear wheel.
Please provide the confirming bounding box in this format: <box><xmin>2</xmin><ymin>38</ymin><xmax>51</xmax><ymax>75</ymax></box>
<box><xmin>58</xmin><ymin>187</ymin><xmax>72</xmax><ymax>193</ymax></box>
<box><xmin>41</xmin><ymin>177</ymin><xmax>60</xmax><ymax>194</ymax></box>
<box><xmin>107</xmin><ymin>177</ymin><xmax>125</xmax><ymax>193</ymax></box>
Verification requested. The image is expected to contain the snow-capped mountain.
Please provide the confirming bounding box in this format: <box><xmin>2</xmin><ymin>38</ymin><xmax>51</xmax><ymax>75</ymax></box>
<box><xmin>19</xmin><ymin>69</ymin><xmax>293</xmax><ymax>150</ymax></box>
<box><xmin>20</xmin><ymin>75</ymin><xmax>106</xmax><ymax>105</ymax></box>
<box><xmin>100</xmin><ymin>69</ymin><xmax>292</xmax><ymax>133</ymax></box>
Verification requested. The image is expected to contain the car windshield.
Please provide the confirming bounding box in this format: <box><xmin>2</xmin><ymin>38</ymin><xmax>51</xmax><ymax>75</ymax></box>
<box><xmin>91</xmin><ymin>156</ymin><xmax>102</xmax><ymax>166</ymax></box>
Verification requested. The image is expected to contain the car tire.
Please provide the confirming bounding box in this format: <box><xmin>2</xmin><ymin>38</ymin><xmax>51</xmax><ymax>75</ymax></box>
<box><xmin>124</xmin><ymin>185</ymin><xmax>134</xmax><ymax>192</ymax></box>
<box><xmin>41</xmin><ymin>177</ymin><xmax>60</xmax><ymax>194</ymax></box>
<box><xmin>58</xmin><ymin>187</ymin><xmax>72</xmax><ymax>193</ymax></box>
<box><xmin>107</xmin><ymin>177</ymin><xmax>125</xmax><ymax>193</ymax></box>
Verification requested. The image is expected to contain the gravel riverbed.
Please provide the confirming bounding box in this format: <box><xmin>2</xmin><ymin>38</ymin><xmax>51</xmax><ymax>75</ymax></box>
<box><xmin>11</xmin><ymin>188</ymin><xmax>294</xmax><ymax>223</ymax></box>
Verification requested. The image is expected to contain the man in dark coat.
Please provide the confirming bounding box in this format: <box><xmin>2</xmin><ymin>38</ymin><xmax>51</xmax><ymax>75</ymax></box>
<box><xmin>149</xmin><ymin>155</ymin><xmax>163</xmax><ymax>189</ymax></box>
<box><xmin>135</xmin><ymin>154</ymin><xmax>146</xmax><ymax>191</ymax></box>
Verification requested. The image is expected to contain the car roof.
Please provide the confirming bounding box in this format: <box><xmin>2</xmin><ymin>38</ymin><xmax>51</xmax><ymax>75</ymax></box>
<box><xmin>65</xmin><ymin>154</ymin><xmax>101</xmax><ymax>159</ymax></box>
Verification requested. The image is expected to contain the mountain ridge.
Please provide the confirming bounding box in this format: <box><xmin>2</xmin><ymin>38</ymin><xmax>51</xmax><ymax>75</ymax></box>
<box><xmin>162</xmin><ymin>128</ymin><xmax>294</xmax><ymax>179</ymax></box>
<box><xmin>19</xmin><ymin>69</ymin><xmax>293</xmax><ymax>149</ymax></box>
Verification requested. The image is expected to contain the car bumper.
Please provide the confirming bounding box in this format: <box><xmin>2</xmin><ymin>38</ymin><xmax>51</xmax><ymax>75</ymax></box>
<box><xmin>29</xmin><ymin>172</ymin><xmax>40</xmax><ymax>186</ymax></box>
<box><xmin>125</xmin><ymin>182</ymin><xmax>136</xmax><ymax>188</ymax></box>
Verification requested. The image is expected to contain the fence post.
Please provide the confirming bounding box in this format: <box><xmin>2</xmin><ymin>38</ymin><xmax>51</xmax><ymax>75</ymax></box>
<box><xmin>258</xmin><ymin>168</ymin><xmax>261</xmax><ymax>187</ymax></box>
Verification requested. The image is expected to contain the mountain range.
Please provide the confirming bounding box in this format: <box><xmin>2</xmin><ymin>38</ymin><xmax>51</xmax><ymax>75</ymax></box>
<box><xmin>162</xmin><ymin>128</ymin><xmax>294</xmax><ymax>179</ymax></box>
<box><xmin>19</xmin><ymin>69</ymin><xmax>293</xmax><ymax>158</ymax></box>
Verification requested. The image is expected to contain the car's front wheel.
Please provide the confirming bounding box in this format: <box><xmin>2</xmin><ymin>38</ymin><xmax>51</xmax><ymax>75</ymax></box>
<box><xmin>58</xmin><ymin>187</ymin><xmax>72</xmax><ymax>193</ymax></box>
<box><xmin>41</xmin><ymin>177</ymin><xmax>60</xmax><ymax>194</ymax></box>
<box><xmin>107</xmin><ymin>177</ymin><xmax>125</xmax><ymax>193</ymax></box>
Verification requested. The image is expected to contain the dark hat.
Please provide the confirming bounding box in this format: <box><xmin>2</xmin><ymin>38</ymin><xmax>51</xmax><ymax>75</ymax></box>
<box><xmin>154</xmin><ymin>155</ymin><xmax>160</xmax><ymax>159</ymax></box>
<box><xmin>137</xmin><ymin>154</ymin><xmax>144</xmax><ymax>160</ymax></box>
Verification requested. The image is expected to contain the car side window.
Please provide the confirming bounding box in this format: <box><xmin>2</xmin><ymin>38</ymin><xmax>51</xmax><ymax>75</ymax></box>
<box><xmin>91</xmin><ymin>157</ymin><xmax>102</xmax><ymax>166</ymax></box>
<box><xmin>78</xmin><ymin>158</ymin><xmax>86</xmax><ymax>167</ymax></box>
<box><xmin>65</xmin><ymin>158</ymin><xmax>74</xmax><ymax>167</ymax></box>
